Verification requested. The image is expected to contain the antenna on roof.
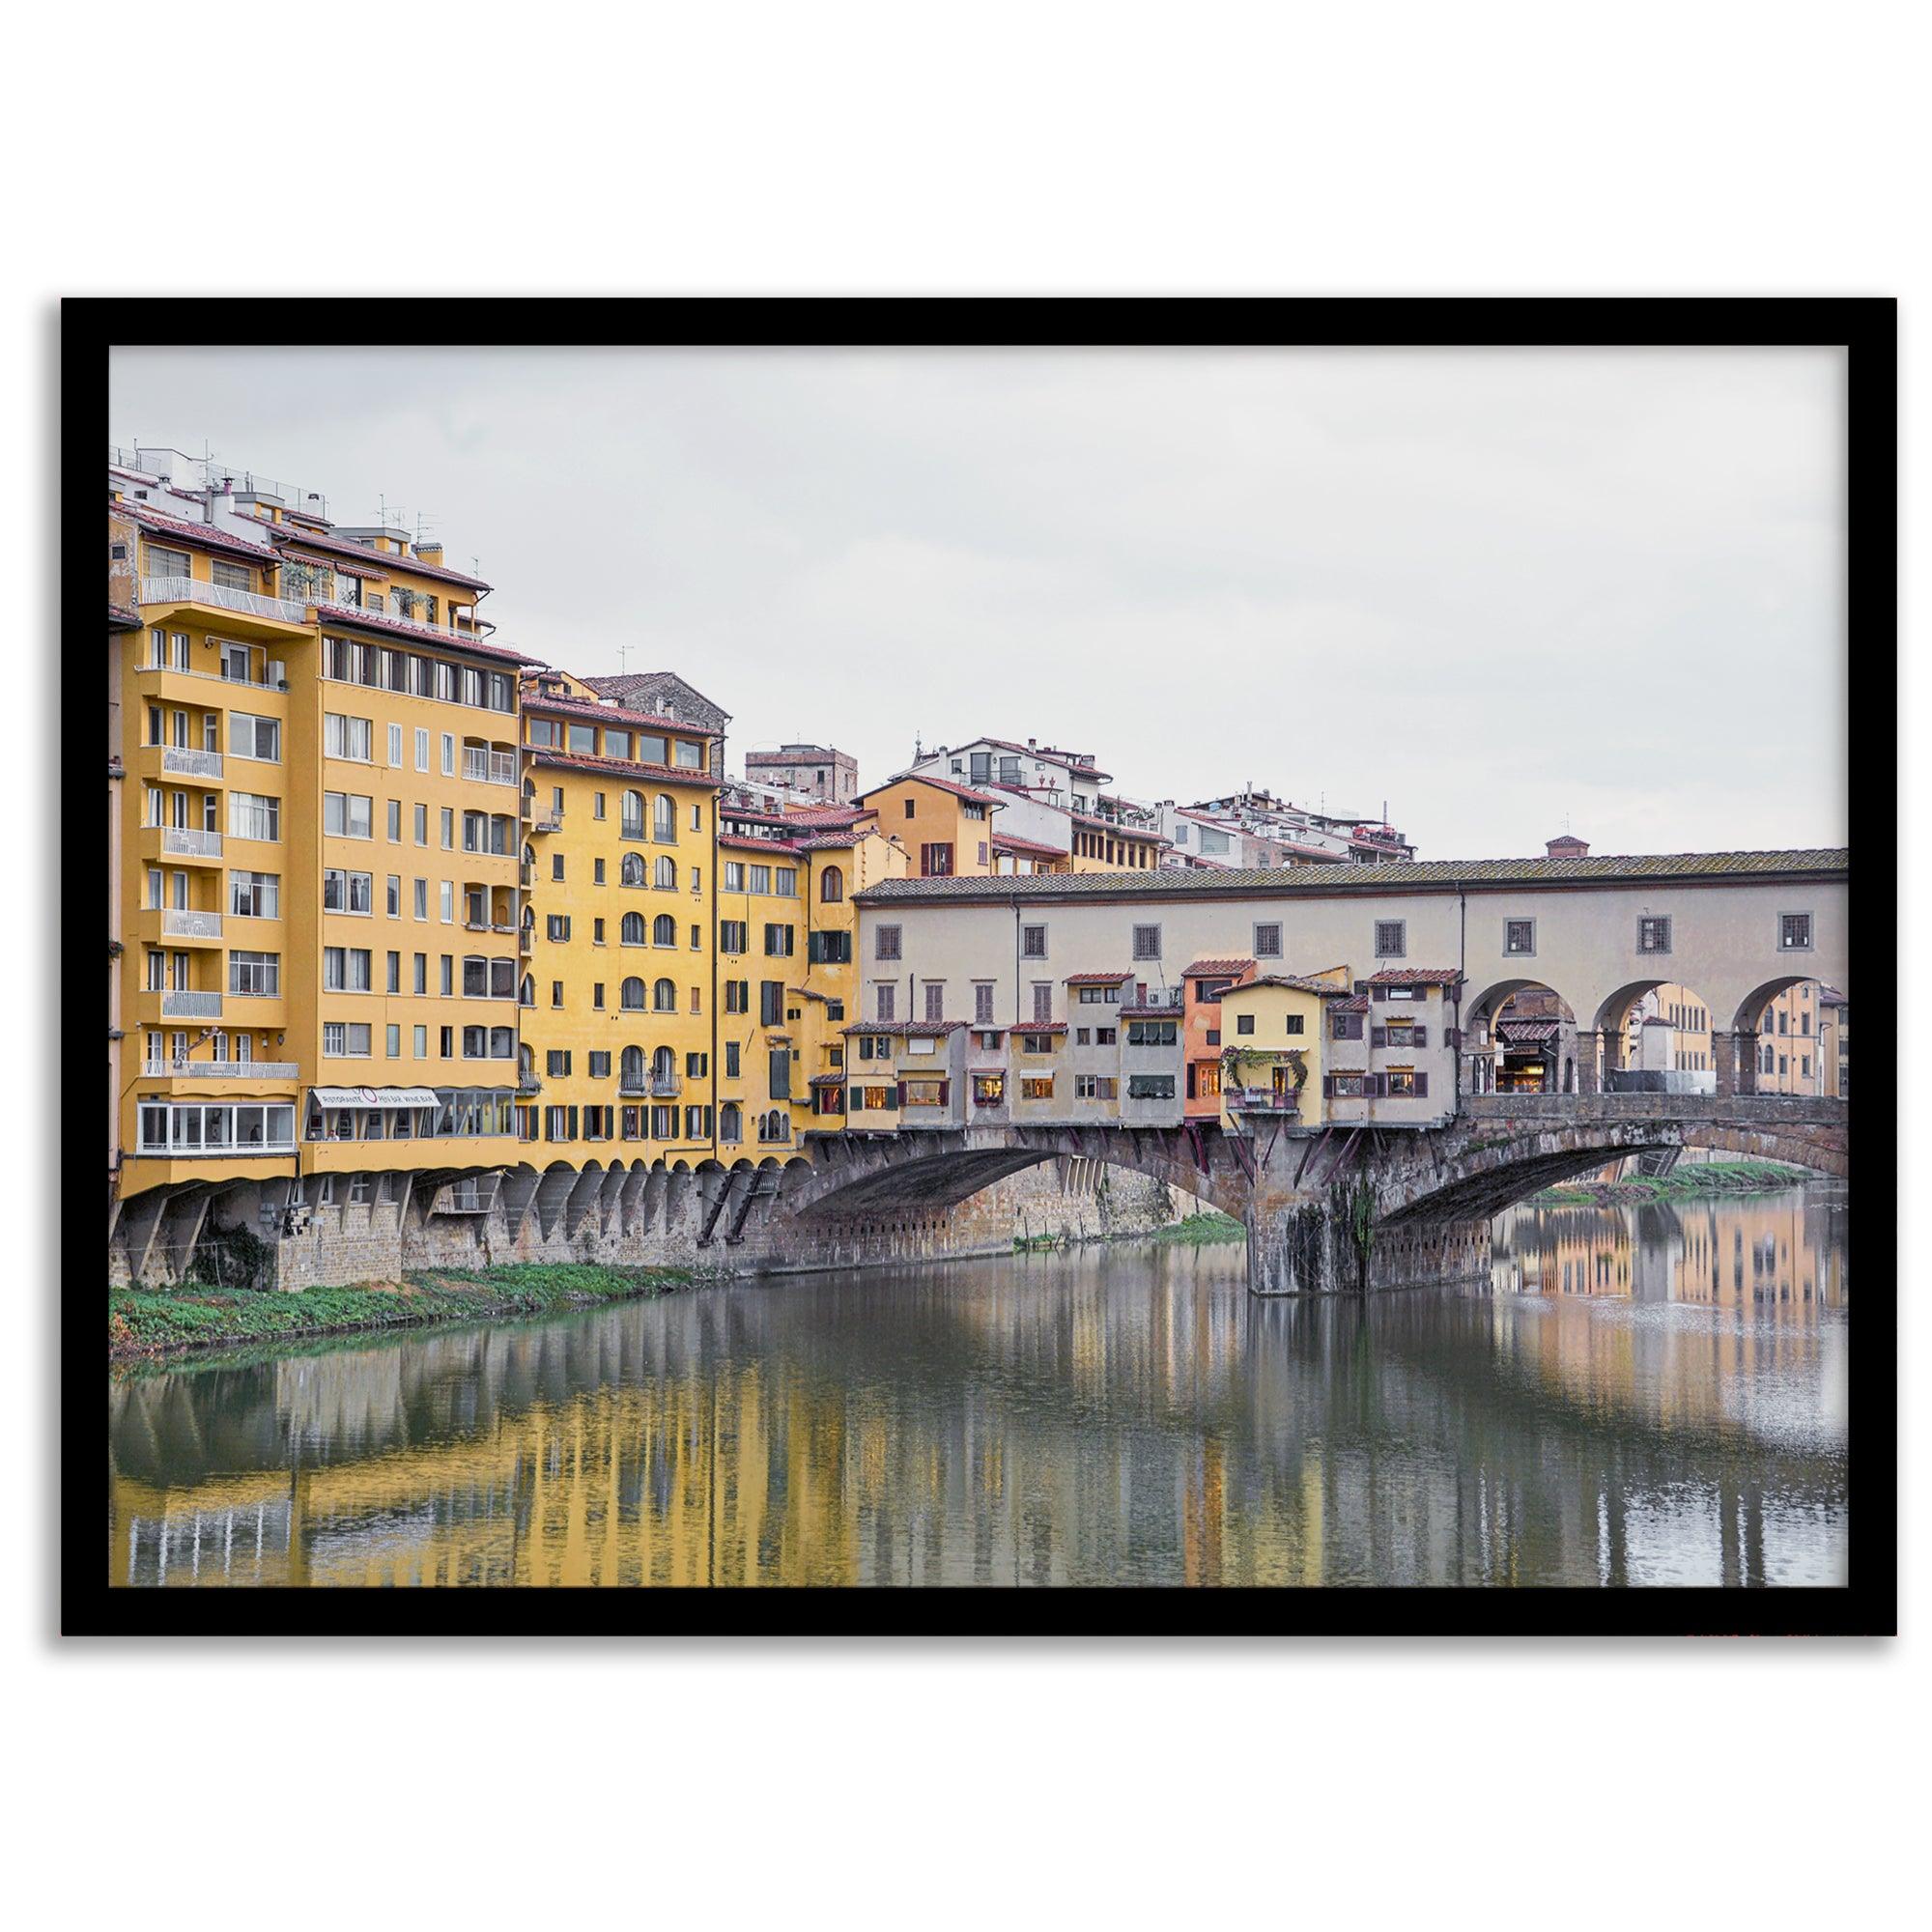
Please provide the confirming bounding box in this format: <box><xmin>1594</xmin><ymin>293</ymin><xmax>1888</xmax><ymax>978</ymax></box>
<box><xmin>617</xmin><ymin>644</ymin><xmax>631</xmax><ymax>677</ymax></box>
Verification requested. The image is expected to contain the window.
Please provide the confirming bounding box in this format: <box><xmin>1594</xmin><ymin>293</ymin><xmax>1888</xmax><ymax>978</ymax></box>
<box><xmin>323</xmin><ymin>946</ymin><xmax>372</xmax><ymax>991</ymax></box>
<box><xmin>655</xmin><ymin>914</ymin><xmax>679</xmax><ymax>948</ymax></box>
<box><xmin>229</xmin><ymin>951</ymin><xmax>279</xmax><ymax>997</ymax></box>
<box><xmin>923</xmin><ymin>981</ymin><xmax>945</xmax><ymax>1021</ymax></box>
<box><xmin>413</xmin><ymin>878</ymin><xmax>428</xmax><ymax>920</ymax></box>
<box><xmin>1780</xmin><ymin>913</ymin><xmax>1813</xmax><ymax>952</ymax></box>
<box><xmin>655</xmin><ymin>978</ymin><xmax>678</xmax><ymax>1012</ymax></box>
<box><xmin>763</xmin><ymin>923</ymin><xmax>795</xmax><ymax>956</ymax></box>
<box><xmin>760</xmin><ymin>980</ymin><xmax>784</xmax><ymax>1026</ymax></box>
<box><xmin>1505</xmin><ymin>919</ymin><xmax>1536</xmax><ymax>956</ymax></box>
<box><xmin>875</xmin><ymin>983</ymin><xmax>896</xmax><ymax>1022</ymax></box>
<box><xmin>387</xmin><ymin>874</ymin><xmax>402</xmax><ymax>917</ymax></box>
<box><xmin>654</xmin><ymin>855</ymin><xmax>677</xmax><ymax>890</ymax></box>
<box><xmin>323</xmin><ymin>791</ymin><xmax>371</xmax><ymax>839</ymax></box>
<box><xmin>441</xmin><ymin>733</ymin><xmax>455</xmax><ymax>777</ymax></box>
<box><xmin>819</xmin><ymin>866</ymin><xmax>845</xmax><ymax>903</ymax></box>
<box><xmin>323</xmin><ymin>1021</ymin><xmax>372</xmax><ymax>1057</ymax></box>
<box><xmin>324</xmin><ymin>713</ymin><xmax>372</xmax><ymax>761</ymax></box>
<box><xmin>774</xmin><ymin>867</ymin><xmax>798</xmax><ymax>897</ymax></box>
<box><xmin>229</xmin><ymin>870</ymin><xmax>280</xmax><ymax>919</ymax></box>
<box><xmin>386</xmin><ymin>950</ymin><xmax>401</xmax><ymax>993</ymax></box>
<box><xmin>547</xmin><ymin>914</ymin><xmax>572</xmax><ymax>942</ymax></box>
<box><xmin>1020</xmin><ymin>1077</ymin><xmax>1055</xmax><ymax>1101</ymax></box>
<box><xmin>1126</xmin><ymin>1073</ymin><xmax>1175</xmax><ymax>1100</ymax></box>
<box><xmin>875</xmin><ymin>924</ymin><xmax>902</xmax><ymax>961</ymax></box>
<box><xmin>440</xmin><ymin>881</ymin><xmax>454</xmax><ymax>923</ymax></box>
<box><xmin>322</xmin><ymin>868</ymin><xmax>373</xmax><ymax>914</ymax></box>
<box><xmin>973</xmin><ymin>982</ymin><xmax>995</xmax><ymax>1023</ymax></box>
<box><xmin>1131</xmin><ymin>923</ymin><xmax>1160</xmax><ymax>961</ymax></box>
<box><xmin>1127</xmin><ymin>1019</ymin><xmax>1178</xmax><ymax>1046</ymax></box>
<box><xmin>1075</xmin><ymin>1075</ymin><xmax>1118</xmax><ymax>1101</ymax></box>
<box><xmin>1236</xmin><ymin>1013</ymin><xmax>1256</xmax><ymax>1036</ymax></box>
<box><xmin>1254</xmin><ymin>923</ymin><xmax>1282</xmax><ymax>959</ymax></box>
<box><xmin>1285</xmin><ymin>1014</ymin><xmax>1304</xmax><ymax>1036</ymax></box>
<box><xmin>1032</xmin><ymin>982</ymin><xmax>1053</xmax><ymax>1022</ymax></box>
<box><xmin>654</xmin><ymin>794</ymin><xmax>676</xmax><ymax>841</ymax></box>
<box><xmin>920</xmin><ymin>841</ymin><xmax>953</xmax><ymax>877</ymax></box>
<box><xmin>551</xmin><ymin>852</ymin><xmax>565</xmax><ymax>882</ymax></box>
<box><xmin>229</xmin><ymin>713</ymin><xmax>280</xmax><ymax>762</ymax></box>
<box><xmin>1375</xmin><ymin>921</ymin><xmax>1406</xmax><ymax>958</ymax></box>
<box><xmin>1023</xmin><ymin>924</ymin><xmax>1048</xmax><ymax>959</ymax></box>
<box><xmin>230</xmin><ymin>792</ymin><xmax>281</xmax><ymax>841</ymax></box>
<box><xmin>1637</xmin><ymin>916</ymin><xmax>1672</xmax><ymax>955</ymax></box>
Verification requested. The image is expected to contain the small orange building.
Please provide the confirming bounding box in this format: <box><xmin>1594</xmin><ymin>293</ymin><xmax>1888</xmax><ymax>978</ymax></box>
<box><xmin>1180</xmin><ymin>956</ymin><xmax>1255</xmax><ymax>1119</ymax></box>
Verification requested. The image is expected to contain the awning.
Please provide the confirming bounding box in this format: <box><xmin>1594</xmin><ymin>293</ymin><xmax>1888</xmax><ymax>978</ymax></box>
<box><xmin>309</xmin><ymin>1086</ymin><xmax>440</xmax><ymax>1109</ymax></box>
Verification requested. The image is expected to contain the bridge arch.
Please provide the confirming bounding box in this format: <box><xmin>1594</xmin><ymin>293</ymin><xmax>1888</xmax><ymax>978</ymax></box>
<box><xmin>1463</xmin><ymin>978</ymin><xmax>1577</xmax><ymax>1096</ymax></box>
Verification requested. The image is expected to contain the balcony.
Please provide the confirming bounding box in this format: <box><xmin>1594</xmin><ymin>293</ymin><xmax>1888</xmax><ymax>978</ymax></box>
<box><xmin>143</xmin><ymin>1058</ymin><xmax>299</xmax><ymax>1081</ymax></box>
<box><xmin>651</xmin><ymin>1073</ymin><xmax>683</xmax><ymax>1097</ymax></box>
<box><xmin>1228</xmin><ymin>1088</ymin><xmax>1300</xmax><ymax>1115</ymax></box>
<box><xmin>161</xmin><ymin>746</ymin><xmax>224</xmax><ymax>781</ymax></box>
<box><xmin>517</xmin><ymin>1075</ymin><xmax>543</xmax><ymax>1095</ymax></box>
<box><xmin>160</xmin><ymin>827</ymin><xmax>222</xmax><ymax>859</ymax></box>
<box><xmin>159</xmin><ymin>990</ymin><xmax>223</xmax><ymax>1019</ymax></box>
<box><xmin>519</xmin><ymin>929</ymin><xmax>532</xmax><ymax>956</ymax></box>
<box><xmin>160</xmin><ymin>908</ymin><xmax>222</xmax><ymax>940</ymax></box>
<box><xmin>618</xmin><ymin>1079</ymin><xmax>648</xmax><ymax>1097</ymax></box>
<box><xmin>530</xmin><ymin>811</ymin><xmax>562</xmax><ymax>835</ymax></box>
<box><xmin>139</xmin><ymin>574</ymin><xmax>310</xmax><ymax>626</ymax></box>
<box><xmin>462</xmin><ymin>749</ymin><xmax>520</xmax><ymax>786</ymax></box>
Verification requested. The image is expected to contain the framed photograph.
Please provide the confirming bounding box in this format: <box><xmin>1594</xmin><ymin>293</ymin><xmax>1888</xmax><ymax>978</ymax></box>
<box><xmin>72</xmin><ymin>298</ymin><xmax>1891</xmax><ymax>1634</ymax></box>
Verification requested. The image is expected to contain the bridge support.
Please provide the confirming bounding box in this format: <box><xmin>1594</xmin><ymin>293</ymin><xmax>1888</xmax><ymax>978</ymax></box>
<box><xmin>1248</xmin><ymin>1195</ymin><xmax>1492</xmax><ymax>1297</ymax></box>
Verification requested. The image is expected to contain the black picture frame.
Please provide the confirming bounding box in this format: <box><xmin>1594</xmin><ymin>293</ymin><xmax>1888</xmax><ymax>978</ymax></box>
<box><xmin>67</xmin><ymin>298</ymin><xmax>1893</xmax><ymax>1637</ymax></box>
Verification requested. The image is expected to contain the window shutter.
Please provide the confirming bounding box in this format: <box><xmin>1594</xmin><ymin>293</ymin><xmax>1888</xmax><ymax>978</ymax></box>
<box><xmin>894</xmin><ymin>1081</ymin><xmax>904</xmax><ymax>1110</ymax></box>
<box><xmin>1372</xmin><ymin>1026</ymin><xmax>1387</xmax><ymax>1048</ymax></box>
<box><xmin>1321</xmin><ymin>1074</ymin><xmax>1334</xmax><ymax>1098</ymax></box>
<box><xmin>1445</xmin><ymin>1027</ymin><xmax>1460</xmax><ymax>1049</ymax></box>
<box><xmin>1414</xmin><ymin>1071</ymin><xmax>1428</xmax><ymax>1097</ymax></box>
<box><xmin>938</xmin><ymin>1080</ymin><xmax>950</xmax><ymax>1106</ymax></box>
<box><xmin>1413</xmin><ymin>1026</ymin><xmax>1428</xmax><ymax>1048</ymax></box>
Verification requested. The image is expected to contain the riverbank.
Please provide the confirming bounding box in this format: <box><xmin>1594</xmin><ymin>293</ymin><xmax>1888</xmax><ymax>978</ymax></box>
<box><xmin>1013</xmin><ymin>1209</ymin><xmax>1246</xmax><ymax>1253</ymax></box>
<box><xmin>1531</xmin><ymin>1159</ymin><xmax>1814</xmax><ymax>1208</ymax></box>
<box><xmin>107</xmin><ymin>1263</ymin><xmax>698</xmax><ymax>1363</ymax></box>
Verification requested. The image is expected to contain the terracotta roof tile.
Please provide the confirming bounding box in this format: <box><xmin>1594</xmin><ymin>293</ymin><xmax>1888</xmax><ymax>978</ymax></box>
<box><xmin>1226</xmin><ymin>974</ymin><xmax>1353</xmax><ymax>998</ymax></box>
<box><xmin>116</xmin><ymin>500</ymin><xmax>279</xmax><ymax>562</ymax></box>
<box><xmin>1367</xmin><ymin>967</ymin><xmax>1464</xmax><ymax>985</ymax></box>
<box><xmin>1182</xmin><ymin>957</ymin><xmax>1256</xmax><ymax>979</ymax></box>
<box><xmin>991</xmin><ymin>833</ymin><xmax>1068</xmax><ymax>860</ymax></box>
<box><xmin>1064</xmin><ymin>971</ymin><xmax>1133</xmax><ymax>984</ymax></box>
<box><xmin>1014</xmin><ymin>1022</ymin><xmax>1068</xmax><ymax>1036</ymax></box>
<box><xmin>839</xmin><ymin>1020</ymin><xmax>961</xmax><ymax>1037</ymax></box>
<box><xmin>269</xmin><ymin>524</ymin><xmax>492</xmax><ymax>591</ymax></box>
<box><xmin>528</xmin><ymin>747</ymin><xmax>724</xmax><ymax>788</ymax></box>
<box><xmin>856</xmin><ymin>772</ymin><xmax>1006</xmax><ymax>810</ymax></box>
<box><xmin>314</xmin><ymin>604</ymin><xmax>539</xmax><ymax>666</ymax></box>
<box><xmin>522</xmin><ymin>686</ymin><xmax>722</xmax><ymax>738</ymax></box>
<box><xmin>719</xmin><ymin>831</ymin><xmax>803</xmax><ymax>855</ymax></box>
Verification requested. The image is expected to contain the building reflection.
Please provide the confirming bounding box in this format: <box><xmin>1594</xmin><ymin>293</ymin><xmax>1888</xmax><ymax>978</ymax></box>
<box><xmin>109</xmin><ymin>1189</ymin><xmax>1849</xmax><ymax>1590</ymax></box>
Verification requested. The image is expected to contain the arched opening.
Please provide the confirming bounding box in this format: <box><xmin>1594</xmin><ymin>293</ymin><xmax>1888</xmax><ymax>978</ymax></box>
<box><xmin>1463</xmin><ymin>979</ymin><xmax>1576</xmax><ymax>1095</ymax></box>
<box><xmin>620</xmin><ymin>789</ymin><xmax>645</xmax><ymax>839</ymax></box>
<box><xmin>620</xmin><ymin>911</ymin><xmax>645</xmax><ymax>946</ymax></box>
<box><xmin>719</xmin><ymin>1101</ymin><xmax>743</xmax><ymax>1146</ymax></box>
<box><xmin>620</xmin><ymin>852</ymin><xmax>645</xmax><ymax>887</ymax></box>
<box><xmin>653</xmin><ymin>793</ymin><xmax>676</xmax><ymax>842</ymax></box>
<box><xmin>654</xmin><ymin>855</ymin><xmax>677</xmax><ymax>890</ymax></box>
<box><xmin>652</xmin><ymin>977</ymin><xmax>676</xmax><ymax>1012</ymax></box>
<box><xmin>1732</xmin><ymin>976</ymin><xmax>1846</xmax><ymax>1099</ymax></box>
<box><xmin>620</xmin><ymin>977</ymin><xmax>646</xmax><ymax>1010</ymax></box>
<box><xmin>818</xmin><ymin>864</ymin><xmax>844</xmax><ymax>904</ymax></box>
<box><xmin>652</xmin><ymin>913</ymin><xmax>677</xmax><ymax>948</ymax></box>
<box><xmin>620</xmin><ymin>1044</ymin><xmax>645</xmax><ymax>1093</ymax></box>
<box><xmin>651</xmin><ymin>1045</ymin><xmax>677</xmax><ymax>1093</ymax></box>
<box><xmin>1594</xmin><ymin>979</ymin><xmax>1722</xmax><ymax>1095</ymax></box>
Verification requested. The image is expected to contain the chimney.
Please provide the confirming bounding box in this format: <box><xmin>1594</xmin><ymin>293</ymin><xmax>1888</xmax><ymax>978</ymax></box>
<box><xmin>1546</xmin><ymin>834</ymin><xmax>1590</xmax><ymax>858</ymax></box>
<box><xmin>416</xmin><ymin>541</ymin><xmax>443</xmax><ymax>564</ymax></box>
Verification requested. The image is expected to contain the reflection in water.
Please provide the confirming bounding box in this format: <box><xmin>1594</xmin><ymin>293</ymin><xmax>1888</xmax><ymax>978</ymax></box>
<box><xmin>109</xmin><ymin>1187</ymin><xmax>1849</xmax><ymax>1588</ymax></box>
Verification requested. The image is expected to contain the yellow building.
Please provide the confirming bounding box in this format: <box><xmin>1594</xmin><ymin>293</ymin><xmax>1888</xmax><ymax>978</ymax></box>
<box><xmin>1754</xmin><ymin>980</ymin><xmax>1831</xmax><ymax>1094</ymax></box>
<box><xmin>852</xmin><ymin>773</ymin><xmax>1004</xmax><ymax>878</ymax></box>
<box><xmin>113</xmin><ymin>467</ymin><xmax>530</xmax><ymax>1223</ymax></box>
<box><xmin>517</xmin><ymin>671</ymin><xmax>723</xmax><ymax>1160</ymax></box>
<box><xmin>1215</xmin><ymin>973</ymin><xmax>1351</xmax><ymax>1134</ymax></box>
<box><xmin>1621</xmin><ymin>983</ymin><xmax>1713</xmax><ymax>1075</ymax></box>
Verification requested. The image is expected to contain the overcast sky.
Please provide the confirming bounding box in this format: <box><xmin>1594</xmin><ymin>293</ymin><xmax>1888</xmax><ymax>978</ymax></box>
<box><xmin>109</xmin><ymin>345</ymin><xmax>1846</xmax><ymax>859</ymax></box>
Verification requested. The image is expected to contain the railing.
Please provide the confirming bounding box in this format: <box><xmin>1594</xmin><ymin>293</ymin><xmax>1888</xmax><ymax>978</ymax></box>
<box><xmin>650</xmin><ymin>1074</ymin><xmax>683</xmax><ymax>1097</ymax></box>
<box><xmin>530</xmin><ymin>812</ymin><xmax>562</xmax><ymax>835</ymax></box>
<box><xmin>1228</xmin><ymin>1088</ymin><xmax>1299</xmax><ymax>1114</ymax></box>
<box><xmin>143</xmin><ymin>1058</ymin><xmax>299</xmax><ymax>1080</ymax></box>
<box><xmin>159</xmin><ymin>990</ymin><xmax>222</xmax><ymax>1018</ymax></box>
<box><xmin>517</xmin><ymin>1076</ymin><xmax>543</xmax><ymax>1095</ymax></box>
<box><xmin>519</xmin><ymin>929</ymin><xmax>532</xmax><ymax>955</ymax></box>
<box><xmin>160</xmin><ymin>908</ymin><xmax>222</xmax><ymax>939</ymax></box>
<box><xmin>139</xmin><ymin>575</ymin><xmax>309</xmax><ymax>625</ymax></box>
<box><xmin>463</xmin><ymin>749</ymin><xmax>519</xmax><ymax>785</ymax></box>
<box><xmin>160</xmin><ymin>827</ymin><xmax>222</xmax><ymax>858</ymax></box>
<box><xmin>161</xmin><ymin>746</ymin><xmax>223</xmax><ymax>780</ymax></box>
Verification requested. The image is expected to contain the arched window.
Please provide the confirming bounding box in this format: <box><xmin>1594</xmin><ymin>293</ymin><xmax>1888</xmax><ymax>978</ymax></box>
<box><xmin>621</xmin><ymin>977</ymin><xmax>646</xmax><ymax>1010</ymax></box>
<box><xmin>720</xmin><ymin>1102</ymin><xmax>742</xmax><ymax>1144</ymax></box>
<box><xmin>654</xmin><ymin>793</ymin><xmax>676</xmax><ymax>842</ymax></box>
<box><xmin>654</xmin><ymin>855</ymin><xmax>677</xmax><ymax>890</ymax></box>
<box><xmin>652</xmin><ymin>1045</ymin><xmax>676</xmax><ymax>1084</ymax></box>
<box><xmin>519</xmin><ymin>973</ymin><xmax>535</xmax><ymax>1006</ymax></box>
<box><xmin>653</xmin><ymin>913</ymin><xmax>677</xmax><ymax>947</ymax></box>
<box><xmin>620</xmin><ymin>1044</ymin><xmax>644</xmax><ymax>1089</ymax></box>
<box><xmin>620</xmin><ymin>789</ymin><xmax>645</xmax><ymax>838</ymax></box>
<box><xmin>620</xmin><ymin>852</ymin><xmax>645</xmax><ymax>887</ymax></box>
<box><xmin>522</xmin><ymin>842</ymin><xmax>536</xmax><ymax>868</ymax></box>
<box><xmin>652</xmin><ymin>977</ymin><xmax>676</xmax><ymax>1011</ymax></box>
<box><xmin>621</xmin><ymin>911</ymin><xmax>645</xmax><ymax>945</ymax></box>
<box><xmin>818</xmin><ymin>865</ymin><xmax>844</xmax><ymax>903</ymax></box>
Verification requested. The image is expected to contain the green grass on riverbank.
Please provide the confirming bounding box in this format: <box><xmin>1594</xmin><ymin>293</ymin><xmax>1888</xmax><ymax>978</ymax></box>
<box><xmin>1150</xmin><ymin>1211</ymin><xmax>1247</xmax><ymax>1246</ymax></box>
<box><xmin>1531</xmin><ymin>1159</ymin><xmax>1814</xmax><ymax>1208</ymax></box>
<box><xmin>107</xmin><ymin>1263</ymin><xmax>696</xmax><ymax>1362</ymax></box>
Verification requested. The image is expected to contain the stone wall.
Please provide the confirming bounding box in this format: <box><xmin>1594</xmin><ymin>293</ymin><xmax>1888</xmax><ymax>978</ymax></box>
<box><xmin>115</xmin><ymin>1154</ymin><xmax>1196</xmax><ymax>1293</ymax></box>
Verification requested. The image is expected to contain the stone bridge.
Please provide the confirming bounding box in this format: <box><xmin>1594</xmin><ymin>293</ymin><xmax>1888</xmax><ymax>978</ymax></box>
<box><xmin>760</xmin><ymin>1093</ymin><xmax>1848</xmax><ymax>1294</ymax></box>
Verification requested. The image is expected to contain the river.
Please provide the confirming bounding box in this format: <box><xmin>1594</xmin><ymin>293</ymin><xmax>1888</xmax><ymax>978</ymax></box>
<box><xmin>107</xmin><ymin>1184</ymin><xmax>1849</xmax><ymax>1587</ymax></box>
